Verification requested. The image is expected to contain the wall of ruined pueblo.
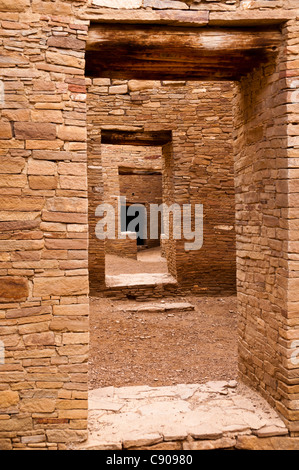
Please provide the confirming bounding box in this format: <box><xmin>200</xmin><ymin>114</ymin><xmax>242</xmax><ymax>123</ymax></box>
<box><xmin>88</xmin><ymin>79</ymin><xmax>236</xmax><ymax>296</ymax></box>
<box><xmin>0</xmin><ymin>0</ymin><xmax>299</xmax><ymax>451</ymax></box>
<box><xmin>119</xmin><ymin>171</ymin><xmax>163</xmax><ymax>250</ymax></box>
<box><xmin>101</xmin><ymin>143</ymin><xmax>163</xmax><ymax>257</ymax></box>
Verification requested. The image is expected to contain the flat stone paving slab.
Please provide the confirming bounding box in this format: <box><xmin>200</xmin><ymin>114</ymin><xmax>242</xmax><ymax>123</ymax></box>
<box><xmin>105</xmin><ymin>273</ymin><xmax>177</xmax><ymax>287</ymax></box>
<box><xmin>79</xmin><ymin>381</ymin><xmax>288</xmax><ymax>450</ymax></box>
<box><xmin>117</xmin><ymin>301</ymin><xmax>195</xmax><ymax>314</ymax></box>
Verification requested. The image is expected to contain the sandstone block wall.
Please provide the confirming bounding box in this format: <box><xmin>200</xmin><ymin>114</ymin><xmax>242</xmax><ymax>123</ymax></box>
<box><xmin>0</xmin><ymin>1</ymin><xmax>90</xmax><ymax>450</ymax></box>
<box><xmin>0</xmin><ymin>0</ymin><xmax>298</xmax><ymax>450</ymax></box>
<box><xmin>234</xmin><ymin>18</ymin><xmax>299</xmax><ymax>433</ymax></box>
<box><xmin>101</xmin><ymin>144</ymin><xmax>163</xmax><ymax>258</ymax></box>
<box><xmin>87</xmin><ymin>79</ymin><xmax>236</xmax><ymax>295</ymax></box>
<box><xmin>161</xmin><ymin>140</ymin><xmax>177</xmax><ymax>278</ymax></box>
<box><xmin>106</xmin><ymin>232</ymin><xmax>138</xmax><ymax>260</ymax></box>
<box><xmin>119</xmin><ymin>172</ymin><xmax>163</xmax><ymax>250</ymax></box>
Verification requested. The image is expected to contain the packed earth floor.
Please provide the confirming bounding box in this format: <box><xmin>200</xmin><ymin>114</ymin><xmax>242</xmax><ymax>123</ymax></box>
<box><xmin>89</xmin><ymin>295</ymin><xmax>238</xmax><ymax>390</ymax></box>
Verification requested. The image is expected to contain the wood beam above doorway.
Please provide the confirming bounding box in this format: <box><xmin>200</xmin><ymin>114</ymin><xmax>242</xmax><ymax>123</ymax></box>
<box><xmin>101</xmin><ymin>129</ymin><xmax>172</xmax><ymax>146</ymax></box>
<box><xmin>86</xmin><ymin>24</ymin><xmax>281</xmax><ymax>81</ymax></box>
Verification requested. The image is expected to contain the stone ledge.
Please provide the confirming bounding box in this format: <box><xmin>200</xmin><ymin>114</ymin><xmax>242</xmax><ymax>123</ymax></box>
<box><xmin>235</xmin><ymin>435</ymin><xmax>299</xmax><ymax>451</ymax></box>
<box><xmin>79</xmin><ymin>8</ymin><xmax>209</xmax><ymax>26</ymax></box>
<box><xmin>79</xmin><ymin>7</ymin><xmax>292</xmax><ymax>26</ymax></box>
<box><xmin>78</xmin><ymin>381</ymin><xmax>291</xmax><ymax>450</ymax></box>
<box><xmin>105</xmin><ymin>273</ymin><xmax>177</xmax><ymax>288</ymax></box>
<box><xmin>117</xmin><ymin>301</ymin><xmax>195</xmax><ymax>313</ymax></box>
<box><xmin>209</xmin><ymin>11</ymin><xmax>291</xmax><ymax>26</ymax></box>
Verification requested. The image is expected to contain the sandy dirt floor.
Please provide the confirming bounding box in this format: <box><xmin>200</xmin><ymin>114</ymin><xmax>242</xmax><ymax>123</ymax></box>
<box><xmin>89</xmin><ymin>295</ymin><xmax>238</xmax><ymax>390</ymax></box>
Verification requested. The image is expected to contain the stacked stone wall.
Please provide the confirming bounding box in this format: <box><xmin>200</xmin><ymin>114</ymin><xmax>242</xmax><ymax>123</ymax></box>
<box><xmin>0</xmin><ymin>0</ymin><xmax>299</xmax><ymax>450</ymax></box>
<box><xmin>234</xmin><ymin>19</ymin><xmax>299</xmax><ymax>433</ymax></box>
<box><xmin>0</xmin><ymin>1</ymin><xmax>90</xmax><ymax>450</ymax></box>
<box><xmin>87</xmin><ymin>79</ymin><xmax>236</xmax><ymax>295</ymax></box>
<box><xmin>100</xmin><ymin>144</ymin><xmax>163</xmax><ymax>257</ymax></box>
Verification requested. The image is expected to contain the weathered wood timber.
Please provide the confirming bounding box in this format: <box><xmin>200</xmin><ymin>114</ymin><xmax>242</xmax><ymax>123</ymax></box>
<box><xmin>101</xmin><ymin>129</ymin><xmax>172</xmax><ymax>146</ymax></box>
<box><xmin>86</xmin><ymin>24</ymin><xmax>281</xmax><ymax>80</ymax></box>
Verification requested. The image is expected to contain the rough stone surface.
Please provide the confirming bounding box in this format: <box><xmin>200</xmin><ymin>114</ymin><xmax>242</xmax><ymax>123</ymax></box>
<box><xmin>106</xmin><ymin>273</ymin><xmax>177</xmax><ymax>288</ymax></box>
<box><xmin>0</xmin><ymin>277</ymin><xmax>29</xmax><ymax>301</ymax></box>
<box><xmin>0</xmin><ymin>0</ymin><xmax>299</xmax><ymax>451</ymax></box>
<box><xmin>236</xmin><ymin>436</ymin><xmax>299</xmax><ymax>451</ymax></box>
<box><xmin>33</xmin><ymin>276</ymin><xmax>89</xmax><ymax>297</ymax></box>
<box><xmin>143</xmin><ymin>0</ymin><xmax>188</xmax><ymax>10</ymax></box>
<box><xmin>92</xmin><ymin>0</ymin><xmax>142</xmax><ymax>9</ymax></box>
<box><xmin>88</xmin><ymin>80</ymin><xmax>236</xmax><ymax>296</ymax></box>
<box><xmin>0</xmin><ymin>391</ymin><xmax>19</xmax><ymax>409</ymax></box>
<box><xmin>14</xmin><ymin>122</ymin><xmax>56</xmax><ymax>140</ymax></box>
<box><xmin>78</xmin><ymin>381</ymin><xmax>290</xmax><ymax>450</ymax></box>
<box><xmin>117</xmin><ymin>301</ymin><xmax>194</xmax><ymax>314</ymax></box>
<box><xmin>0</xmin><ymin>0</ymin><xmax>29</xmax><ymax>11</ymax></box>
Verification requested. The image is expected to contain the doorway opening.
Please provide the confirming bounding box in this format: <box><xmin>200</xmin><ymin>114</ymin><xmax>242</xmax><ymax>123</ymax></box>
<box><xmin>87</xmin><ymin>75</ymin><xmax>238</xmax><ymax>384</ymax></box>
<box><xmin>119</xmin><ymin>167</ymin><xmax>163</xmax><ymax>250</ymax></box>
<box><xmin>98</xmin><ymin>129</ymin><xmax>178</xmax><ymax>291</ymax></box>
<box><xmin>85</xmin><ymin>21</ymin><xmax>289</xmax><ymax>448</ymax></box>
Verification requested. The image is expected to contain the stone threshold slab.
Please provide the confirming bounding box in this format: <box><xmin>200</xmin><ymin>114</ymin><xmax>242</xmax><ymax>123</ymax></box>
<box><xmin>117</xmin><ymin>301</ymin><xmax>194</xmax><ymax>313</ymax></box>
<box><xmin>105</xmin><ymin>272</ymin><xmax>177</xmax><ymax>287</ymax></box>
<box><xmin>78</xmin><ymin>381</ymin><xmax>288</xmax><ymax>450</ymax></box>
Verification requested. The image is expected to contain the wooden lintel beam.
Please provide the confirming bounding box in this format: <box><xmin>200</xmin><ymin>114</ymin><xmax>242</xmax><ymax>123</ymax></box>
<box><xmin>86</xmin><ymin>24</ymin><xmax>281</xmax><ymax>80</ymax></box>
<box><xmin>85</xmin><ymin>57</ymin><xmax>257</xmax><ymax>81</ymax></box>
<box><xmin>101</xmin><ymin>130</ymin><xmax>172</xmax><ymax>146</ymax></box>
<box><xmin>87</xmin><ymin>24</ymin><xmax>281</xmax><ymax>54</ymax></box>
<box><xmin>92</xmin><ymin>71</ymin><xmax>238</xmax><ymax>81</ymax></box>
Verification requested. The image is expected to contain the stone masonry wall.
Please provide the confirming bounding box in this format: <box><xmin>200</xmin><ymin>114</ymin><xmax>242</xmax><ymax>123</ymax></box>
<box><xmin>101</xmin><ymin>144</ymin><xmax>163</xmax><ymax>258</ymax></box>
<box><xmin>107</xmin><ymin>233</ymin><xmax>138</xmax><ymax>259</ymax></box>
<box><xmin>161</xmin><ymin>141</ymin><xmax>177</xmax><ymax>278</ymax></box>
<box><xmin>234</xmin><ymin>17</ymin><xmax>299</xmax><ymax>434</ymax></box>
<box><xmin>119</xmin><ymin>173</ymin><xmax>163</xmax><ymax>250</ymax></box>
<box><xmin>87</xmin><ymin>79</ymin><xmax>236</xmax><ymax>296</ymax></box>
<box><xmin>0</xmin><ymin>0</ymin><xmax>90</xmax><ymax>451</ymax></box>
<box><xmin>0</xmin><ymin>0</ymin><xmax>299</xmax><ymax>450</ymax></box>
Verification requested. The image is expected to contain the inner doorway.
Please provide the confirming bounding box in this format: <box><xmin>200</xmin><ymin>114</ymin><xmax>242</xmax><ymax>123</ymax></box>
<box><xmin>87</xmin><ymin>75</ymin><xmax>238</xmax><ymax>387</ymax></box>
<box><xmin>99</xmin><ymin>130</ymin><xmax>177</xmax><ymax>289</ymax></box>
